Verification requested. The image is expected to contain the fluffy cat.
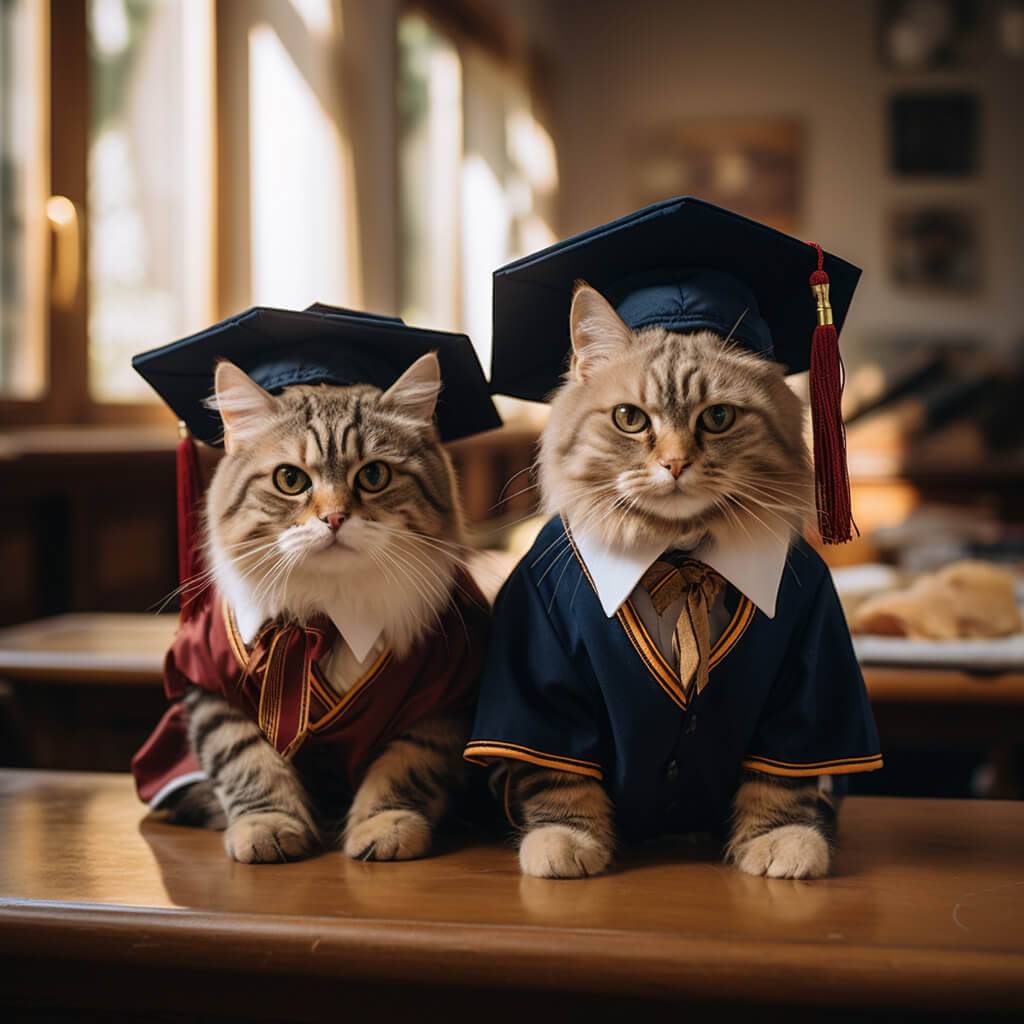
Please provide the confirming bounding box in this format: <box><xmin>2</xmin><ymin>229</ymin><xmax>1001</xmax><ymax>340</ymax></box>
<box><xmin>164</xmin><ymin>354</ymin><xmax>480</xmax><ymax>864</ymax></box>
<box><xmin>503</xmin><ymin>283</ymin><xmax>833</xmax><ymax>880</ymax></box>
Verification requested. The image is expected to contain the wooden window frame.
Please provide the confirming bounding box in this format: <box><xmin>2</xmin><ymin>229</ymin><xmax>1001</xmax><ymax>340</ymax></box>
<box><xmin>0</xmin><ymin>0</ymin><xmax>194</xmax><ymax>430</ymax></box>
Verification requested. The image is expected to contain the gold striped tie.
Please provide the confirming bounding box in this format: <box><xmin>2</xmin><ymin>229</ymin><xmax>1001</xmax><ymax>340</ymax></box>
<box><xmin>640</xmin><ymin>559</ymin><xmax>725</xmax><ymax>699</ymax></box>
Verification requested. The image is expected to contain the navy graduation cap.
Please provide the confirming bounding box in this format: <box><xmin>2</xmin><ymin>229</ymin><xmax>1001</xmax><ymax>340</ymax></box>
<box><xmin>491</xmin><ymin>197</ymin><xmax>861</xmax><ymax>544</ymax></box>
<box><xmin>134</xmin><ymin>303</ymin><xmax>501</xmax><ymax>446</ymax></box>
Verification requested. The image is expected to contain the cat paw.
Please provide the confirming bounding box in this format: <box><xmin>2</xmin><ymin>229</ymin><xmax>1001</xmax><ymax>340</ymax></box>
<box><xmin>224</xmin><ymin>812</ymin><xmax>317</xmax><ymax>863</ymax></box>
<box><xmin>731</xmin><ymin>824</ymin><xmax>830</xmax><ymax>879</ymax></box>
<box><xmin>518</xmin><ymin>824</ymin><xmax>611</xmax><ymax>879</ymax></box>
<box><xmin>344</xmin><ymin>810</ymin><xmax>432</xmax><ymax>861</ymax></box>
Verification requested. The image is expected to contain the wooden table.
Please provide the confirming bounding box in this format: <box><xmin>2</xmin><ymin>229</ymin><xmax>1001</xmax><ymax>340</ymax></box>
<box><xmin>3</xmin><ymin>612</ymin><xmax>1023</xmax><ymax>700</ymax></box>
<box><xmin>0</xmin><ymin>771</ymin><xmax>1021</xmax><ymax>1020</ymax></box>
<box><xmin>864</xmin><ymin>666</ymin><xmax>1024</xmax><ymax>759</ymax></box>
<box><xmin>0</xmin><ymin>615</ymin><xmax>176</xmax><ymax>770</ymax></box>
<box><xmin>3</xmin><ymin>613</ymin><xmax>1024</xmax><ymax>778</ymax></box>
<box><xmin>0</xmin><ymin>613</ymin><xmax>176</xmax><ymax>683</ymax></box>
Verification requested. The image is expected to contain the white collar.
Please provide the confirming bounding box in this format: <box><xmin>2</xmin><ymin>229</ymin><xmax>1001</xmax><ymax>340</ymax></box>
<box><xmin>320</xmin><ymin>599</ymin><xmax>382</xmax><ymax>663</ymax></box>
<box><xmin>569</xmin><ymin>514</ymin><xmax>790</xmax><ymax>620</ymax></box>
<box><xmin>231</xmin><ymin>593</ymin><xmax>382</xmax><ymax>663</ymax></box>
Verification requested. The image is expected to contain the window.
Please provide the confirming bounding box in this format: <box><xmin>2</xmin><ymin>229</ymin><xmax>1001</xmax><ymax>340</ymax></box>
<box><xmin>87</xmin><ymin>0</ymin><xmax>215</xmax><ymax>402</ymax></box>
<box><xmin>0</xmin><ymin>0</ymin><xmax>216</xmax><ymax>423</ymax></box>
<box><xmin>246</xmin><ymin>10</ymin><xmax>357</xmax><ymax>312</ymax></box>
<box><xmin>398</xmin><ymin>9</ymin><xmax>558</xmax><ymax>373</ymax></box>
<box><xmin>2</xmin><ymin>3</ymin><xmax>511</xmax><ymax>427</ymax></box>
<box><xmin>0</xmin><ymin>0</ymin><xmax>47</xmax><ymax>399</ymax></box>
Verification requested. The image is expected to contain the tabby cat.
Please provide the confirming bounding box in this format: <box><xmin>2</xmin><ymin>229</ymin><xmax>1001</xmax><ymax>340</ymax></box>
<box><xmin>505</xmin><ymin>283</ymin><xmax>833</xmax><ymax>879</ymax></box>
<box><xmin>164</xmin><ymin>354</ymin><xmax>477</xmax><ymax>863</ymax></box>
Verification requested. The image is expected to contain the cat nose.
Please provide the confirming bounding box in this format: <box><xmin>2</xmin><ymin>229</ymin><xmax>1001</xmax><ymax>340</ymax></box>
<box><xmin>660</xmin><ymin>459</ymin><xmax>689</xmax><ymax>479</ymax></box>
<box><xmin>320</xmin><ymin>511</ymin><xmax>348</xmax><ymax>531</ymax></box>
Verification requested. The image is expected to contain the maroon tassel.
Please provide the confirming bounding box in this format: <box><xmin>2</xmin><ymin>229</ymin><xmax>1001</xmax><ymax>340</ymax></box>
<box><xmin>176</xmin><ymin>424</ymin><xmax>206</xmax><ymax>621</ymax></box>
<box><xmin>807</xmin><ymin>243</ymin><xmax>855</xmax><ymax>544</ymax></box>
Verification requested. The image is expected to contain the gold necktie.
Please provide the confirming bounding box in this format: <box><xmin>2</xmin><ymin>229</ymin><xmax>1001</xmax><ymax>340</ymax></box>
<box><xmin>640</xmin><ymin>559</ymin><xmax>724</xmax><ymax>699</ymax></box>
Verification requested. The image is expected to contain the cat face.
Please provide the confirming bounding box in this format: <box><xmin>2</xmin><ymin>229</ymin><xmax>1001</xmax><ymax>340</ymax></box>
<box><xmin>539</xmin><ymin>284</ymin><xmax>812</xmax><ymax>551</ymax></box>
<box><xmin>204</xmin><ymin>354</ymin><xmax>462</xmax><ymax>613</ymax></box>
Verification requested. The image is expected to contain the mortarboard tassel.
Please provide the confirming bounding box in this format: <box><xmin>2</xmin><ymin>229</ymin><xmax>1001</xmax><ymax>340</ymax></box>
<box><xmin>176</xmin><ymin>422</ymin><xmax>205</xmax><ymax>621</ymax></box>
<box><xmin>807</xmin><ymin>242</ymin><xmax>855</xmax><ymax>544</ymax></box>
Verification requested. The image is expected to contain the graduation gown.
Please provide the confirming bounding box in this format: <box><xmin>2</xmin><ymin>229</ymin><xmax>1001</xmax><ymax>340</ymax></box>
<box><xmin>465</xmin><ymin>516</ymin><xmax>881</xmax><ymax>839</ymax></box>
<box><xmin>134</xmin><ymin>569</ymin><xmax>489</xmax><ymax>809</ymax></box>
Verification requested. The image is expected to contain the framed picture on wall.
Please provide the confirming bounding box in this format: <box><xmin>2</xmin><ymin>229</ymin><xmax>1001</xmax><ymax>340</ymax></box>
<box><xmin>878</xmin><ymin>0</ymin><xmax>982</xmax><ymax>69</ymax></box>
<box><xmin>888</xmin><ymin>206</ymin><xmax>981</xmax><ymax>293</ymax></box>
<box><xmin>633</xmin><ymin>117</ymin><xmax>804</xmax><ymax>234</ymax></box>
<box><xmin>888</xmin><ymin>91</ymin><xmax>979</xmax><ymax>176</ymax></box>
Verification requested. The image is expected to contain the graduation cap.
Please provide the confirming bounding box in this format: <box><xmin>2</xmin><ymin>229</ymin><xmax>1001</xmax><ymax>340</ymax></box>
<box><xmin>134</xmin><ymin>303</ymin><xmax>500</xmax><ymax>446</ymax></box>
<box><xmin>134</xmin><ymin>303</ymin><xmax>501</xmax><ymax>620</ymax></box>
<box><xmin>490</xmin><ymin>197</ymin><xmax>862</xmax><ymax>544</ymax></box>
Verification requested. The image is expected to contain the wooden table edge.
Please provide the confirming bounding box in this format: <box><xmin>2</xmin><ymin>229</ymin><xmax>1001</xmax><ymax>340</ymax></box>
<box><xmin>1</xmin><ymin>899</ymin><xmax>1021</xmax><ymax>1011</ymax></box>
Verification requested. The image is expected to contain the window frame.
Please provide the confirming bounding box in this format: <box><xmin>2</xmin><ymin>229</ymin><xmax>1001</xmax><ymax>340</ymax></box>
<box><xmin>0</xmin><ymin>0</ymin><xmax>200</xmax><ymax>430</ymax></box>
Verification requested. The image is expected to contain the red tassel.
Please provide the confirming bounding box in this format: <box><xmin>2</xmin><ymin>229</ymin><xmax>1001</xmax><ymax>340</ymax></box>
<box><xmin>176</xmin><ymin>424</ymin><xmax>206</xmax><ymax>621</ymax></box>
<box><xmin>806</xmin><ymin>243</ymin><xmax>855</xmax><ymax>544</ymax></box>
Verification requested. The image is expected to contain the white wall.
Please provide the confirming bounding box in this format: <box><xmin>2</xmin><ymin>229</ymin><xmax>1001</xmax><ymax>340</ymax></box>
<box><xmin>544</xmin><ymin>0</ymin><xmax>1024</xmax><ymax>355</ymax></box>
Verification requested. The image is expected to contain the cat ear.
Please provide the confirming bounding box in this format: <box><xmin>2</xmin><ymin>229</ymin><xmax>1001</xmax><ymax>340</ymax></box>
<box><xmin>380</xmin><ymin>352</ymin><xmax>441</xmax><ymax>424</ymax></box>
<box><xmin>569</xmin><ymin>283</ymin><xmax>634</xmax><ymax>380</ymax></box>
<box><xmin>211</xmin><ymin>361</ymin><xmax>277</xmax><ymax>453</ymax></box>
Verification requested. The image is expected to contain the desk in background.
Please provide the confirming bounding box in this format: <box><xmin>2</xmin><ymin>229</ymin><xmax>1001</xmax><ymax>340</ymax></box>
<box><xmin>2</xmin><ymin>613</ymin><xmax>1024</xmax><ymax>779</ymax></box>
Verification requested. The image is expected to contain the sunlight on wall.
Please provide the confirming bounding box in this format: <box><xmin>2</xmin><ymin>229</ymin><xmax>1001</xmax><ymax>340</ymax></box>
<box><xmin>287</xmin><ymin>0</ymin><xmax>335</xmax><ymax>38</ymax></box>
<box><xmin>248</xmin><ymin>23</ymin><xmax>352</xmax><ymax>311</ymax></box>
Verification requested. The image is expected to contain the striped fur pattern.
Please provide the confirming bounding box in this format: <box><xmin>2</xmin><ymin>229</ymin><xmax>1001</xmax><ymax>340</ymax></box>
<box><xmin>726</xmin><ymin>772</ymin><xmax>836</xmax><ymax>879</ymax></box>
<box><xmin>343</xmin><ymin>710</ymin><xmax>471</xmax><ymax>860</ymax></box>
<box><xmin>503</xmin><ymin>764</ymin><xmax>614</xmax><ymax>878</ymax></box>
<box><xmin>509</xmin><ymin>284</ymin><xmax>828</xmax><ymax>879</ymax></box>
<box><xmin>184</xmin><ymin>687</ymin><xmax>319</xmax><ymax>862</ymax></box>
<box><xmin>167</xmin><ymin>355</ymin><xmax>474</xmax><ymax>863</ymax></box>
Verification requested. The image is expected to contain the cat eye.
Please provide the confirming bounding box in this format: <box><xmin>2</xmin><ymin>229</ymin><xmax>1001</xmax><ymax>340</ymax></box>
<box><xmin>699</xmin><ymin>404</ymin><xmax>737</xmax><ymax>434</ymax></box>
<box><xmin>356</xmin><ymin>461</ymin><xmax>392</xmax><ymax>493</ymax></box>
<box><xmin>612</xmin><ymin>404</ymin><xmax>649</xmax><ymax>434</ymax></box>
<box><xmin>273</xmin><ymin>464</ymin><xmax>312</xmax><ymax>495</ymax></box>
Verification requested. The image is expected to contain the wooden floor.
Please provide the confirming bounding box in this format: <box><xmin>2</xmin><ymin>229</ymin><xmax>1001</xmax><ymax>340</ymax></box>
<box><xmin>0</xmin><ymin>771</ymin><xmax>1022</xmax><ymax>1020</ymax></box>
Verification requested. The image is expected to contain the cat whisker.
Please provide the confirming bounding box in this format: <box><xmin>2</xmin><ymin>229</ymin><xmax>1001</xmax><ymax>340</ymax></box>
<box><xmin>373</xmin><ymin>544</ymin><xmax>448</xmax><ymax>637</ymax></box>
<box><xmin>490</xmin><ymin>481</ymin><xmax>540</xmax><ymax>510</ymax></box>
<box><xmin>723</xmin><ymin>494</ymin><xmax>790</xmax><ymax>546</ymax></box>
<box><xmin>493</xmin><ymin>465</ymin><xmax>537</xmax><ymax>509</ymax></box>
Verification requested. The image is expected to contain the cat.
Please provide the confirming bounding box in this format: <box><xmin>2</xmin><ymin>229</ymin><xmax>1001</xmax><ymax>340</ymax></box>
<box><xmin>502</xmin><ymin>282</ymin><xmax>835</xmax><ymax>880</ymax></box>
<box><xmin>161</xmin><ymin>353</ymin><xmax>485</xmax><ymax>864</ymax></box>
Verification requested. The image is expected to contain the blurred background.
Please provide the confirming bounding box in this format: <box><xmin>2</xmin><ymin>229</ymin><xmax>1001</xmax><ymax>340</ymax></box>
<box><xmin>1</xmin><ymin>0</ymin><xmax>1023</xmax><ymax>795</ymax></box>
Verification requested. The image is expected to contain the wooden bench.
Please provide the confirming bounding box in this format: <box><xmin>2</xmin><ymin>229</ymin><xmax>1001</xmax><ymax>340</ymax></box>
<box><xmin>0</xmin><ymin>770</ymin><xmax>1021</xmax><ymax>1020</ymax></box>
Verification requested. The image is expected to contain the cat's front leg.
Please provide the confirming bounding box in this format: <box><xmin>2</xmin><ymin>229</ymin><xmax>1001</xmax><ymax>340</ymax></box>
<box><xmin>507</xmin><ymin>763</ymin><xmax>615</xmax><ymax>879</ymax></box>
<box><xmin>184</xmin><ymin>688</ymin><xmax>320</xmax><ymax>863</ymax></box>
<box><xmin>726</xmin><ymin>771</ymin><xmax>833</xmax><ymax>879</ymax></box>
<box><xmin>342</xmin><ymin>711</ymin><xmax>469</xmax><ymax>861</ymax></box>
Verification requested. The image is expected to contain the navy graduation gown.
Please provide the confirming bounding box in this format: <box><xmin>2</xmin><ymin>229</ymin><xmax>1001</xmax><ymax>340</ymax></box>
<box><xmin>465</xmin><ymin>516</ymin><xmax>882</xmax><ymax>839</ymax></box>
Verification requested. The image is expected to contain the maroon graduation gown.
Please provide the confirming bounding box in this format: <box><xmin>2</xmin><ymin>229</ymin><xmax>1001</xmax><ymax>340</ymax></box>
<box><xmin>132</xmin><ymin>569</ymin><xmax>488</xmax><ymax>807</ymax></box>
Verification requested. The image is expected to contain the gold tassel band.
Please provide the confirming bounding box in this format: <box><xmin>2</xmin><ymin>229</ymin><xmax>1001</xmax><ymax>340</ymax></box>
<box><xmin>811</xmin><ymin>281</ymin><xmax>834</xmax><ymax>327</ymax></box>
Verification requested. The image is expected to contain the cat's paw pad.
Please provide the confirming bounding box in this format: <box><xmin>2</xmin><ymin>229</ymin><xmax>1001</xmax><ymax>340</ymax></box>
<box><xmin>732</xmin><ymin>824</ymin><xmax>830</xmax><ymax>879</ymax></box>
<box><xmin>518</xmin><ymin>824</ymin><xmax>611</xmax><ymax>879</ymax></box>
<box><xmin>344</xmin><ymin>810</ymin><xmax>432</xmax><ymax>861</ymax></box>
<box><xmin>224</xmin><ymin>812</ymin><xmax>316</xmax><ymax>864</ymax></box>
